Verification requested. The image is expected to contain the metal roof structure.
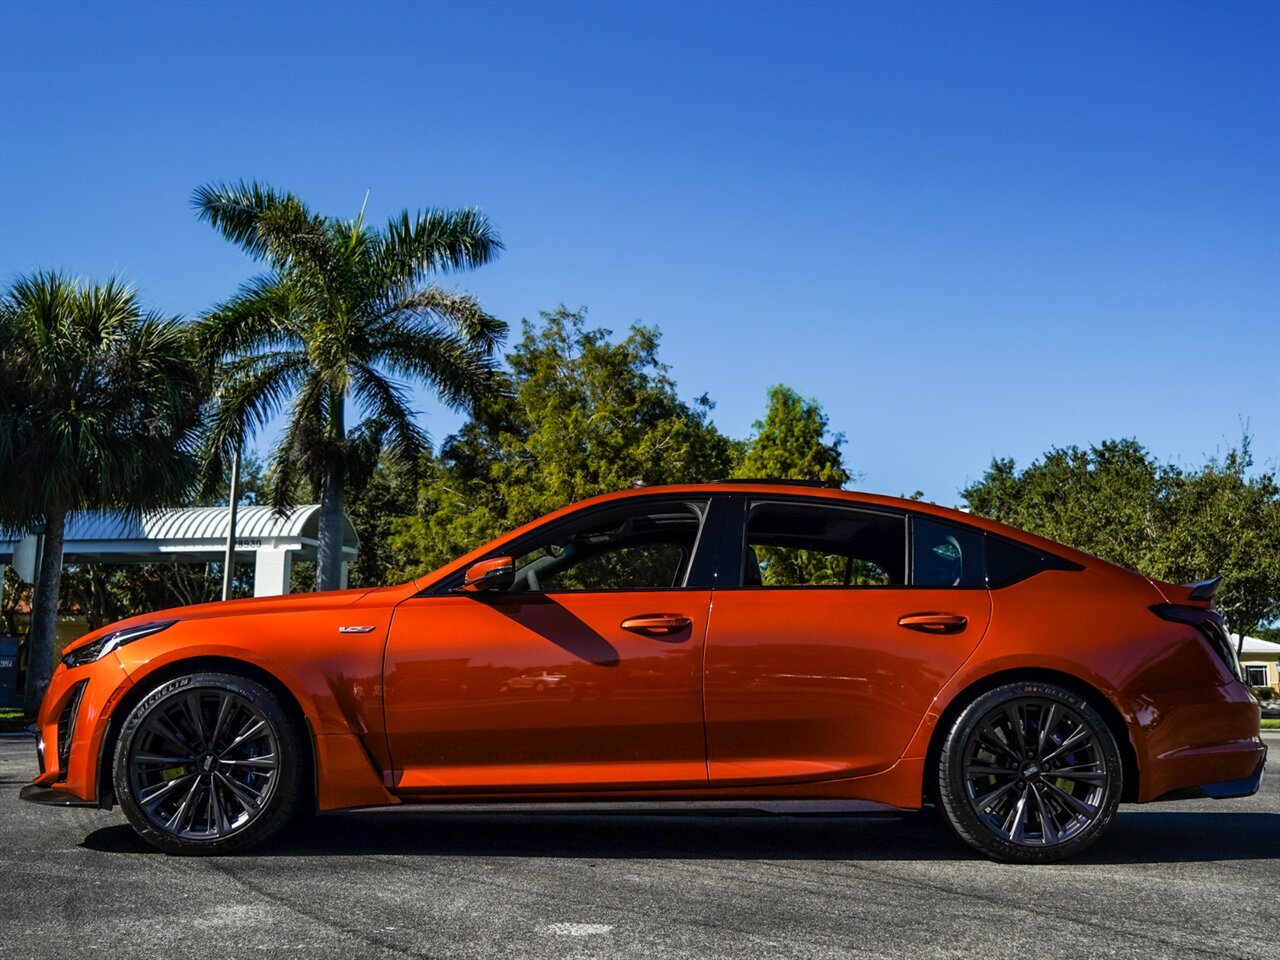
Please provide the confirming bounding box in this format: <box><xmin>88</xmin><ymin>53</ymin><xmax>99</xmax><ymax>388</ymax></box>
<box><xmin>0</xmin><ymin>505</ymin><xmax>358</xmax><ymax>597</ymax></box>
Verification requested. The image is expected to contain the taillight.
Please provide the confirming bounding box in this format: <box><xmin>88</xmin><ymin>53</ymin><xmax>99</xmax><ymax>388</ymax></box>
<box><xmin>1151</xmin><ymin>604</ymin><xmax>1243</xmax><ymax>682</ymax></box>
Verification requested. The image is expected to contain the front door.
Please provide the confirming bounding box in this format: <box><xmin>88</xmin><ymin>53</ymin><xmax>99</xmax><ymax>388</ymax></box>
<box><xmin>384</xmin><ymin>497</ymin><xmax>715</xmax><ymax>793</ymax></box>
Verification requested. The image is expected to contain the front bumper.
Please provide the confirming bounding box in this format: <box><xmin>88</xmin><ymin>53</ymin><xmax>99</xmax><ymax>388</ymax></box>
<box><xmin>25</xmin><ymin>656</ymin><xmax>133</xmax><ymax>805</ymax></box>
<box><xmin>19</xmin><ymin>783</ymin><xmax>100</xmax><ymax>807</ymax></box>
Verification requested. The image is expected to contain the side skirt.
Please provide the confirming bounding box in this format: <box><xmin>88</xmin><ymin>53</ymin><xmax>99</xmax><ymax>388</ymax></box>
<box><xmin>324</xmin><ymin>799</ymin><xmax>909</xmax><ymax>817</ymax></box>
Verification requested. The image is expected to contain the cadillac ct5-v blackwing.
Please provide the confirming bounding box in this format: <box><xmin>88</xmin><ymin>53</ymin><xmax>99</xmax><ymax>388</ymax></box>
<box><xmin>23</xmin><ymin>484</ymin><xmax>1265</xmax><ymax>861</ymax></box>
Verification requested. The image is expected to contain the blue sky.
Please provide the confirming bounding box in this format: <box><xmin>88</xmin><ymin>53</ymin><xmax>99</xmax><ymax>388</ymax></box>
<box><xmin>1</xmin><ymin>0</ymin><xmax>1276</xmax><ymax>503</ymax></box>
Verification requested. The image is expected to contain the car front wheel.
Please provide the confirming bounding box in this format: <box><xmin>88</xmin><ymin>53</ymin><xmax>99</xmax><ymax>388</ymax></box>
<box><xmin>938</xmin><ymin>681</ymin><xmax>1122</xmax><ymax>863</ymax></box>
<box><xmin>113</xmin><ymin>671</ymin><xmax>302</xmax><ymax>855</ymax></box>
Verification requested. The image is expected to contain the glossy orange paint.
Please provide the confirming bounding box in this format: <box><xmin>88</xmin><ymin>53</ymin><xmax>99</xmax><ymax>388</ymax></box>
<box><xmin>384</xmin><ymin>590</ymin><xmax>711</xmax><ymax>791</ymax></box>
<box><xmin>704</xmin><ymin>586</ymin><xmax>991</xmax><ymax>784</ymax></box>
<box><xmin>28</xmin><ymin>483</ymin><xmax>1264</xmax><ymax>825</ymax></box>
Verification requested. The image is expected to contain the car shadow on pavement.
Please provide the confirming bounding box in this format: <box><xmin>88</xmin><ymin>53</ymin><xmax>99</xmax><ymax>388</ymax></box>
<box><xmin>80</xmin><ymin>808</ymin><xmax>1280</xmax><ymax>864</ymax></box>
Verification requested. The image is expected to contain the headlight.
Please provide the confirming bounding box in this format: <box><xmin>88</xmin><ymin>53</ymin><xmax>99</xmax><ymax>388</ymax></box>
<box><xmin>61</xmin><ymin>620</ymin><xmax>177</xmax><ymax>668</ymax></box>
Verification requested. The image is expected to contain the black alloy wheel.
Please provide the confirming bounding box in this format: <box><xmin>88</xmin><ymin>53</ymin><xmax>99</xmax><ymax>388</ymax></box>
<box><xmin>114</xmin><ymin>671</ymin><xmax>303</xmax><ymax>855</ymax></box>
<box><xmin>938</xmin><ymin>681</ymin><xmax>1122</xmax><ymax>863</ymax></box>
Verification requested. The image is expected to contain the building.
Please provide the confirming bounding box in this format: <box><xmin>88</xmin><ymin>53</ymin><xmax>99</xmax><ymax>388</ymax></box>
<box><xmin>1235</xmin><ymin>634</ymin><xmax>1280</xmax><ymax>692</ymax></box>
<box><xmin>0</xmin><ymin>505</ymin><xmax>359</xmax><ymax>608</ymax></box>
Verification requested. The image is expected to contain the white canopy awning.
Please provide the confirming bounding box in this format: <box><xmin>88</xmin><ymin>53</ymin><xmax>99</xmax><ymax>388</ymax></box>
<box><xmin>0</xmin><ymin>505</ymin><xmax>358</xmax><ymax>597</ymax></box>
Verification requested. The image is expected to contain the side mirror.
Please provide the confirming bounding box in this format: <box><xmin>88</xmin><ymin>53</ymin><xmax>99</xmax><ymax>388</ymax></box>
<box><xmin>461</xmin><ymin>557</ymin><xmax>515</xmax><ymax>593</ymax></box>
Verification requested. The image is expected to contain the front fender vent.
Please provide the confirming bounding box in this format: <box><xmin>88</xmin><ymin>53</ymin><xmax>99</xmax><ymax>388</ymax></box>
<box><xmin>55</xmin><ymin>680</ymin><xmax>88</xmax><ymax>782</ymax></box>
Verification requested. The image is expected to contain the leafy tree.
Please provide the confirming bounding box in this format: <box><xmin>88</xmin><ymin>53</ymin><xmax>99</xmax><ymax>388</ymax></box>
<box><xmin>962</xmin><ymin>438</ymin><xmax>1280</xmax><ymax>639</ymax></box>
<box><xmin>732</xmin><ymin>384</ymin><xmax>850</xmax><ymax>486</ymax></box>
<box><xmin>193</xmin><ymin>180</ymin><xmax>505</xmax><ymax>591</ymax></box>
<box><xmin>2</xmin><ymin>568</ymin><xmax>30</xmax><ymax>637</ymax></box>
<box><xmin>729</xmin><ymin>385</ymin><xmax>853</xmax><ymax>586</ymax></box>
<box><xmin>390</xmin><ymin>307</ymin><xmax>737</xmax><ymax>577</ymax></box>
<box><xmin>0</xmin><ymin>272</ymin><xmax>204</xmax><ymax>713</ymax></box>
<box><xmin>334</xmin><ymin>418</ymin><xmax>418</xmax><ymax>588</ymax></box>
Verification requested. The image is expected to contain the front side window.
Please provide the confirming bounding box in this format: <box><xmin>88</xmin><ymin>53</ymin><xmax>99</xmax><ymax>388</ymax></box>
<box><xmin>508</xmin><ymin>500</ymin><xmax>706</xmax><ymax>593</ymax></box>
<box><xmin>743</xmin><ymin>501</ymin><xmax>906</xmax><ymax>587</ymax></box>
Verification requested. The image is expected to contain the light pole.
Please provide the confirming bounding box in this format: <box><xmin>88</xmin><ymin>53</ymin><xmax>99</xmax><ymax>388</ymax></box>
<box><xmin>221</xmin><ymin>444</ymin><xmax>241</xmax><ymax>601</ymax></box>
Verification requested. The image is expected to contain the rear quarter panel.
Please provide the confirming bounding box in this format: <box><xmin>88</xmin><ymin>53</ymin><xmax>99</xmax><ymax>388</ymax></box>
<box><xmin>902</xmin><ymin>563</ymin><xmax>1262</xmax><ymax>801</ymax></box>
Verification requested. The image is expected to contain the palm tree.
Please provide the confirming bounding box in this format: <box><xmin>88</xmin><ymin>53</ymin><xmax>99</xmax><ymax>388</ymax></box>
<box><xmin>192</xmin><ymin>181</ymin><xmax>505</xmax><ymax>591</ymax></box>
<box><xmin>0</xmin><ymin>273</ymin><xmax>205</xmax><ymax>714</ymax></box>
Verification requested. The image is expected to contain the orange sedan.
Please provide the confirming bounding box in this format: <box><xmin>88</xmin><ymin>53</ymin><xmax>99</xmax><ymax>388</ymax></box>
<box><xmin>22</xmin><ymin>483</ymin><xmax>1266</xmax><ymax>862</ymax></box>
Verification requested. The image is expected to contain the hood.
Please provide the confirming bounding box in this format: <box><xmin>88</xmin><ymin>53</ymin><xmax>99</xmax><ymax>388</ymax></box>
<box><xmin>60</xmin><ymin>584</ymin><xmax>403</xmax><ymax>658</ymax></box>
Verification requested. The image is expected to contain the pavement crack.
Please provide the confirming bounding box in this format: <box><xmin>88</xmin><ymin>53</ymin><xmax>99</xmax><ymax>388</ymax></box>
<box><xmin>760</xmin><ymin>859</ymin><xmax>1253</xmax><ymax>960</ymax></box>
<box><xmin>200</xmin><ymin>857</ymin><xmax>443</xmax><ymax>960</ymax></box>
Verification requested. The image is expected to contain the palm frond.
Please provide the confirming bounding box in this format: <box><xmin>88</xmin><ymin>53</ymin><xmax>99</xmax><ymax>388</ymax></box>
<box><xmin>0</xmin><ymin>271</ymin><xmax>206</xmax><ymax>525</ymax></box>
<box><xmin>369</xmin><ymin>321</ymin><xmax>504</xmax><ymax>412</ymax></box>
<box><xmin>350</xmin><ymin>363</ymin><xmax>429</xmax><ymax>467</ymax></box>
<box><xmin>192</xmin><ymin>180</ymin><xmax>331</xmax><ymax>273</ymax></box>
<box><xmin>268</xmin><ymin>370</ymin><xmax>329</xmax><ymax>512</ymax></box>
<box><xmin>376</xmin><ymin>285</ymin><xmax>507</xmax><ymax>353</ymax></box>
<box><xmin>193</xmin><ymin>274</ymin><xmax>307</xmax><ymax>365</ymax></box>
<box><xmin>377</xmin><ymin>208</ymin><xmax>503</xmax><ymax>288</ymax></box>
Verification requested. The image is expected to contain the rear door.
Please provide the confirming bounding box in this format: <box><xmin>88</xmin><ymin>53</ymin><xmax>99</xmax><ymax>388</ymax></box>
<box><xmin>703</xmin><ymin>498</ymin><xmax>992</xmax><ymax>783</ymax></box>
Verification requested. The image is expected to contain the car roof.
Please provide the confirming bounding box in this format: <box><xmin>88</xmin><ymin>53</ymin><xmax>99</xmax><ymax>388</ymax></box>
<box><xmin>411</xmin><ymin>482</ymin><xmax>1106</xmax><ymax>591</ymax></box>
<box><xmin>558</xmin><ymin>483</ymin><xmax>1102</xmax><ymax>566</ymax></box>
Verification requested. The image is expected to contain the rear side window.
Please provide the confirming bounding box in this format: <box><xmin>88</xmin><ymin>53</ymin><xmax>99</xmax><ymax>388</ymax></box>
<box><xmin>744</xmin><ymin>502</ymin><xmax>906</xmax><ymax>587</ymax></box>
<box><xmin>909</xmin><ymin>516</ymin><xmax>1083</xmax><ymax>589</ymax></box>
<box><xmin>984</xmin><ymin>535</ymin><xmax>1074</xmax><ymax>587</ymax></box>
<box><xmin>912</xmin><ymin>518</ymin><xmax>985</xmax><ymax>587</ymax></box>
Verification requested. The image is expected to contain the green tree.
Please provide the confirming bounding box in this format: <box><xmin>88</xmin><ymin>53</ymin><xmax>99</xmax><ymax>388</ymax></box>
<box><xmin>730</xmin><ymin>385</ymin><xmax>852</xmax><ymax>586</ymax></box>
<box><xmin>962</xmin><ymin>438</ymin><xmax>1280</xmax><ymax>639</ymax></box>
<box><xmin>341</xmin><ymin>418</ymin><xmax>419</xmax><ymax>588</ymax></box>
<box><xmin>390</xmin><ymin>307</ymin><xmax>736</xmax><ymax>576</ymax></box>
<box><xmin>0</xmin><ymin>272</ymin><xmax>205</xmax><ymax>713</ymax></box>
<box><xmin>733</xmin><ymin>384</ymin><xmax>850</xmax><ymax>486</ymax></box>
<box><xmin>193</xmin><ymin>180</ymin><xmax>505</xmax><ymax>591</ymax></box>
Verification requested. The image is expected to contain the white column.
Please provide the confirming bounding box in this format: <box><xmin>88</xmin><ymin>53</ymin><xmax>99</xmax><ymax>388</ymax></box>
<box><xmin>253</xmin><ymin>548</ymin><xmax>293</xmax><ymax>597</ymax></box>
<box><xmin>339</xmin><ymin>561</ymin><xmax>350</xmax><ymax>591</ymax></box>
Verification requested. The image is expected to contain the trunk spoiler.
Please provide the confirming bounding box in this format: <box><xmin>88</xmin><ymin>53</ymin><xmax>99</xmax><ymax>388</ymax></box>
<box><xmin>1182</xmin><ymin>577</ymin><xmax>1241</xmax><ymax>657</ymax></box>
<box><xmin>1186</xmin><ymin>577</ymin><xmax>1222</xmax><ymax>603</ymax></box>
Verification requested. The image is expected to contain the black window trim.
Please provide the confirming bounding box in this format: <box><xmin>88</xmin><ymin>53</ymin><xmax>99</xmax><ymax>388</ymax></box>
<box><xmin>711</xmin><ymin>493</ymin><xmax>1081</xmax><ymax>591</ymax></box>
<box><xmin>418</xmin><ymin>490</ymin><xmax>1082</xmax><ymax>597</ymax></box>
<box><xmin>723</xmin><ymin>496</ymin><xmax>911</xmax><ymax>591</ymax></box>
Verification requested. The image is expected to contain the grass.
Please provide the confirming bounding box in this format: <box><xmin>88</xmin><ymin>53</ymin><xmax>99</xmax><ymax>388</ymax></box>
<box><xmin>0</xmin><ymin>707</ymin><xmax>30</xmax><ymax>733</ymax></box>
<box><xmin>1261</xmin><ymin>718</ymin><xmax>1280</xmax><ymax>730</ymax></box>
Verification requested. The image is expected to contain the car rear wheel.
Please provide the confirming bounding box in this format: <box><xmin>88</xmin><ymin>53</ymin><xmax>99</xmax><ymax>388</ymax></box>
<box><xmin>113</xmin><ymin>671</ymin><xmax>302</xmax><ymax>855</ymax></box>
<box><xmin>938</xmin><ymin>681</ymin><xmax>1122</xmax><ymax>863</ymax></box>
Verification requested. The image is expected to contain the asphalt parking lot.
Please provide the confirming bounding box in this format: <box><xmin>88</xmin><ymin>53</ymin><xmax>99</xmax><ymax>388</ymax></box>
<box><xmin>1</xmin><ymin>736</ymin><xmax>1276</xmax><ymax>960</ymax></box>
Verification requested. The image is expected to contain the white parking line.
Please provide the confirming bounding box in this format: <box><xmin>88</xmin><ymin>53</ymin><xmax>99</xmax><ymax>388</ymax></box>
<box><xmin>544</xmin><ymin>923</ymin><xmax>614</xmax><ymax>937</ymax></box>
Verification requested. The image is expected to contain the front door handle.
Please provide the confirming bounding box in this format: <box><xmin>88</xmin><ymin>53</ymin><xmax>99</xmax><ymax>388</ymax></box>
<box><xmin>898</xmin><ymin>613</ymin><xmax>968</xmax><ymax>635</ymax></box>
<box><xmin>621</xmin><ymin>614</ymin><xmax>692</xmax><ymax>637</ymax></box>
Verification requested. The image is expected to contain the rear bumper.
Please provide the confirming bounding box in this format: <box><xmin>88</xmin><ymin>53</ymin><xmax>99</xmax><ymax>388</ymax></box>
<box><xmin>1132</xmin><ymin>677</ymin><xmax>1268</xmax><ymax>801</ymax></box>
<box><xmin>19</xmin><ymin>783</ymin><xmax>100</xmax><ymax>807</ymax></box>
<box><xmin>1152</xmin><ymin>751</ymin><xmax>1266</xmax><ymax>802</ymax></box>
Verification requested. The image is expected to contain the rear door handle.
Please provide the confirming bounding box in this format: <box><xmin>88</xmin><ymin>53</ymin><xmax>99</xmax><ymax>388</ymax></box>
<box><xmin>621</xmin><ymin>614</ymin><xmax>692</xmax><ymax>637</ymax></box>
<box><xmin>897</xmin><ymin>613</ymin><xmax>968</xmax><ymax>635</ymax></box>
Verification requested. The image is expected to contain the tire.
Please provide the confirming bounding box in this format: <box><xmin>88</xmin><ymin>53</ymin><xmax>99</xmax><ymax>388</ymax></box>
<box><xmin>937</xmin><ymin>681</ymin><xmax>1122</xmax><ymax>863</ymax></box>
<box><xmin>113</xmin><ymin>671</ymin><xmax>303</xmax><ymax>855</ymax></box>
